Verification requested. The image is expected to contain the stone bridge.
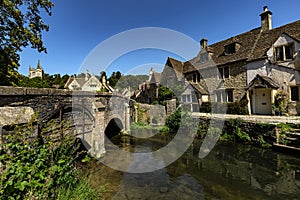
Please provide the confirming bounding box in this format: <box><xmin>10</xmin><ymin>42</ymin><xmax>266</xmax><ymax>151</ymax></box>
<box><xmin>0</xmin><ymin>86</ymin><xmax>131</xmax><ymax>157</ymax></box>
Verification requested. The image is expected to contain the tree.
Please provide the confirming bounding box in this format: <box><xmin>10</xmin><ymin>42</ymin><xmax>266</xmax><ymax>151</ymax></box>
<box><xmin>0</xmin><ymin>0</ymin><xmax>54</xmax><ymax>86</ymax></box>
<box><xmin>108</xmin><ymin>71</ymin><xmax>122</xmax><ymax>87</ymax></box>
<box><xmin>18</xmin><ymin>75</ymin><xmax>50</xmax><ymax>88</ymax></box>
<box><xmin>158</xmin><ymin>85</ymin><xmax>174</xmax><ymax>103</ymax></box>
<box><xmin>100</xmin><ymin>71</ymin><xmax>107</xmax><ymax>80</ymax></box>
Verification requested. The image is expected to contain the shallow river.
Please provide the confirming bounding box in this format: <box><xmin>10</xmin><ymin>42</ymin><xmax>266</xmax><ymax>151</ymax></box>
<box><xmin>100</xmin><ymin>130</ymin><xmax>300</xmax><ymax>199</ymax></box>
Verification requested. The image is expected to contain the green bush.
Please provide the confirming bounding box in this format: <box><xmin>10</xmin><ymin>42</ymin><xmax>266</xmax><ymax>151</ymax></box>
<box><xmin>166</xmin><ymin>107</ymin><xmax>182</xmax><ymax>131</ymax></box>
<box><xmin>199</xmin><ymin>102</ymin><xmax>211</xmax><ymax>113</ymax></box>
<box><xmin>222</xmin><ymin>118</ymin><xmax>251</xmax><ymax>143</ymax></box>
<box><xmin>0</xmin><ymin>118</ymin><xmax>85</xmax><ymax>199</ymax></box>
<box><xmin>226</xmin><ymin>99</ymin><xmax>248</xmax><ymax>115</ymax></box>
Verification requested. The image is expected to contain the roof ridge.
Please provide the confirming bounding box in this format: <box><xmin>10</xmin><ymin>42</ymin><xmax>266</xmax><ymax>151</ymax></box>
<box><xmin>207</xmin><ymin>20</ymin><xmax>300</xmax><ymax>48</ymax></box>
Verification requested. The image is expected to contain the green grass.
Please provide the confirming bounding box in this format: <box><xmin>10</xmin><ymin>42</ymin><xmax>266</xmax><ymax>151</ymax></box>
<box><xmin>130</xmin><ymin>122</ymin><xmax>168</xmax><ymax>131</ymax></box>
<box><xmin>57</xmin><ymin>178</ymin><xmax>107</xmax><ymax>200</ymax></box>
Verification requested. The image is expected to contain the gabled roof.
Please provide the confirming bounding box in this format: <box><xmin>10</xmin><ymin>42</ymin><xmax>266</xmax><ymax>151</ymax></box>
<box><xmin>167</xmin><ymin>57</ymin><xmax>184</xmax><ymax>80</ymax></box>
<box><xmin>82</xmin><ymin>75</ymin><xmax>101</xmax><ymax>88</ymax></box>
<box><xmin>182</xmin><ymin>20</ymin><xmax>300</xmax><ymax>73</ymax></box>
<box><xmin>74</xmin><ymin>78</ymin><xmax>86</xmax><ymax>87</ymax></box>
<box><xmin>248</xmin><ymin>20</ymin><xmax>300</xmax><ymax>61</ymax></box>
<box><xmin>150</xmin><ymin>72</ymin><xmax>161</xmax><ymax>84</ymax></box>
<box><xmin>190</xmin><ymin>82</ymin><xmax>209</xmax><ymax>95</ymax></box>
<box><xmin>246</xmin><ymin>74</ymin><xmax>280</xmax><ymax>90</ymax></box>
<box><xmin>64</xmin><ymin>77</ymin><xmax>87</xmax><ymax>89</ymax></box>
<box><xmin>64</xmin><ymin>77</ymin><xmax>75</xmax><ymax>88</ymax></box>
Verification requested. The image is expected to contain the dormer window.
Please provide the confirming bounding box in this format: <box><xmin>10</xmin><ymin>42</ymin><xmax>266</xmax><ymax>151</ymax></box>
<box><xmin>275</xmin><ymin>43</ymin><xmax>294</xmax><ymax>61</ymax></box>
<box><xmin>224</xmin><ymin>42</ymin><xmax>241</xmax><ymax>55</ymax></box>
<box><xmin>224</xmin><ymin>43</ymin><xmax>236</xmax><ymax>55</ymax></box>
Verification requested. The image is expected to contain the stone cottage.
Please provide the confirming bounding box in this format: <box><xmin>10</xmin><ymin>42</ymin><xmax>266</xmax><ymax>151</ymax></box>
<box><xmin>163</xmin><ymin>6</ymin><xmax>300</xmax><ymax>115</ymax></box>
<box><xmin>133</xmin><ymin>68</ymin><xmax>161</xmax><ymax>104</ymax></box>
<box><xmin>64</xmin><ymin>70</ymin><xmax>114</xmax><ymax>92</ymax></box>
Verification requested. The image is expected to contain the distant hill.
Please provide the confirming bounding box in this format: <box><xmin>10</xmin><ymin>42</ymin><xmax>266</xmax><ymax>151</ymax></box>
<box><xmin>114</xmin><ymin>74</ymin><xmax>148</xmax><ymax>90</ymax></box>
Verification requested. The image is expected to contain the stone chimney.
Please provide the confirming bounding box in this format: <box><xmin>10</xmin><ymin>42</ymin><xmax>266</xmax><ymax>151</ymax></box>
<box><xmin>260</xmin><ymin>6</ymin><xmax>272</xmax><ymax>32</ymax></box>
<box><xmin>200</xmin><ymin>38</ymin><xmax>208</xmax><ymax>50</ymax></box>
<box><xmin>85</xmin><ymin>69</ymin><xmax>89</xmax><ymax>81</ymax></box>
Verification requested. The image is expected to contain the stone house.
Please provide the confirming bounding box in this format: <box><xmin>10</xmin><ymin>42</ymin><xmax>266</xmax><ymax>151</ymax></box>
<box><xmin>133</xmin><ymin>68</ymin><xmax>161</xmax><ymax>104</ymax></box>
<box><xmin>28</xmin><ymin>60</ymin><xmax>44</xmax><ymax>79</ymax></box>
<box><xmin>164</xmin><ymin>6</ymin><xmax>300</xmax><ymax>115</ymax></box>
<box><xmin>160</xmin><ymin>57</ymin><xmax>185</xmax><ymax>88</ymax></box>
<box><xmin>64</xmin><ymin>70</ymin><xmax>114</xmax><ymax>92</ymax></box>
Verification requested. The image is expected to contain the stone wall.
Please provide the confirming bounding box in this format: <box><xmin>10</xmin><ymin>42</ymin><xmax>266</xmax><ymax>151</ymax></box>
<box><xmin>288</xmin><ymin>101</ymin><xmax>300</xmax><ymax>116</ymax></box>
<box><xmin>134</xmin><ymin>103</ymin><xmax>166</xmax><ymax>126</ymax></box>
<box><xmin>223</xmin><ymin>61</ymin><xmax>247</xmax><ymax>101</ymax></box>
<box><xmin>166</xmin><ymin>99</ymin><xmax>177</xmax><ymax>116</ymax></box>
<box><xmin>196</xmin><ymin>116</ymin><xmax>277</xmax><ymax>145</ymax></box>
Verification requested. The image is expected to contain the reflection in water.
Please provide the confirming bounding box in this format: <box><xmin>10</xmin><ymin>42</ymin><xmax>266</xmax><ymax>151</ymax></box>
<box><xmin>107</xmin><ymin>129</ymin><xmax>300</xmax><ymax>199</ymax></box>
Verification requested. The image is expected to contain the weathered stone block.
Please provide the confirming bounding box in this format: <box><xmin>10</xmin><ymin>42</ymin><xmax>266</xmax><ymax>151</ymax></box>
<box><xmin>26</xmin><ymin>88</ymin><xmax>50</xmax><ymax>95</ymax></box>
<box><xmin>0</xmin><ymin>86</ymin><xmax>26</xmax><ymax>95</ymax></box>
<box><xmin>0</xmin><ymin>107</ymin><xmax>34</xmax><ymax>126</ymax></box>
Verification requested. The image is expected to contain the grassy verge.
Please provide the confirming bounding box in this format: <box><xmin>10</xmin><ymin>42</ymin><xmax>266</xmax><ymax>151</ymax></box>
<box><xmin>130</xmin><ymin>122</ymin><xmax>169</xmax><ymax>132</ymax></box>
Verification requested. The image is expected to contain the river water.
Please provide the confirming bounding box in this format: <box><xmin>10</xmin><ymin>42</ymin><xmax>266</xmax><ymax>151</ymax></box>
<box><xmin>101</xmin><ymin>130</ymin><xmax>300</xmax><ymax>199</ymax></box>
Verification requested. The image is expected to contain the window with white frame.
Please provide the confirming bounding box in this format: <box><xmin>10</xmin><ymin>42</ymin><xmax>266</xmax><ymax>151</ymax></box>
<box><xmin>275</xmin><ymin>43</ymin><xmax>294</xmax><ymax>62</ymax></box>
<box><xmin>215</xmin><ymin>89</ymin><xmax>233</xmax><ymax>102</ymax></box>
<box><xmin>181</xmin><ymin>94</ymin><xmax>192</xmax><ymax>103</ymax></box>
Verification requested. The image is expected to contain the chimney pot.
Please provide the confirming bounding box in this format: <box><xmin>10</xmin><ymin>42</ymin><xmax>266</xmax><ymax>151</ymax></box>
<box><xmin>200</xmin><ymin>38</ymin><xmax>208</xmax><ymax>50</ymax></box>
<box><xmin>260</xmin><ymin>6</ymin><xmax>272</xmax><ymax>32</ymax></box>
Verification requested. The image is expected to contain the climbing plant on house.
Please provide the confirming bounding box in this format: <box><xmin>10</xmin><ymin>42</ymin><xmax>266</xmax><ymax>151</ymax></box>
<box><xmin>272</xmin><ymin>90</ymin><xmax>289</xmax><ymax>115</ymax></box>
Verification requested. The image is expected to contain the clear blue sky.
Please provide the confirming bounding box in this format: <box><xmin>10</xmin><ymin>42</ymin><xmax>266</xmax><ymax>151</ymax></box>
<box><xmin>19</xmin><ymin>0</ymin><xmax>300</xmax><ymax>77</ymax></box>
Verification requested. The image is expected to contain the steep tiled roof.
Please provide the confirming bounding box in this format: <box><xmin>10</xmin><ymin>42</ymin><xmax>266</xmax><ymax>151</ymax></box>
<box><xmin>183</xmin><ymin>20</ymin><xmax>300</xmax><ymax>73</ymax></box>
<box><xmin>64</xmin><ymin>77</ymin><xmax>75</xmax><ymax>88</ymax></box>
<box><xmin>167</xmin><ymin>57</ymin><xmax>184</xmax><ymax>80</ymax></box>
<box><xmin>190</xmin><ymin>83</ymin><xmax>209</xmax><ymax>95</ymax></box>
<box><xmin>75</xmin><ymin>78</ymin><xmax>86</xmax><ymax>87</ymax></box>
<box><xmin>209</xmin><ymin>28</ymin><xmax>261</xmax><ymax>65</ymax></box>
<box><xmin>153</xmin><ymin>72</ymin><xmax>161</xmax><ymax>83</ymax></box>
<box><xmin>64</xmin><ymin>77</ymin><xmax>86</xmax><ymax>88</ymax></box>
<box><xmin>248</xmin><ymin>20</ymin><xmax>300</xmax><ymax>61</ymax></box>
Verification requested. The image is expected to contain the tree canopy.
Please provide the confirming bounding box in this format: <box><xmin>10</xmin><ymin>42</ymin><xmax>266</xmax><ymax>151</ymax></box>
<box><xmin>18</xmin><ymin>73</ymin><xmax>70</xmax><ymax>88</ymax></box>
<box><xmin>0</xmin><ymin>0</ymin><xmax>54</xmax><ymax>86</ymax></box>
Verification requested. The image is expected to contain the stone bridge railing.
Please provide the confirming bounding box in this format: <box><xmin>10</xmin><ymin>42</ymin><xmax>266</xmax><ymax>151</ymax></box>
<box><xmin>0</xmin><ymin>86</ymin><xmax>131</xmax><ymax>157</ymax></box>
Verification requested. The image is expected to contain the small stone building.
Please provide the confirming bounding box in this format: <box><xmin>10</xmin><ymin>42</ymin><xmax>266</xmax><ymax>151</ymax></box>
<box><xmin>133</xmin><ymin>68</ymin><xmax>161</xmax><ymax>104</ymax></box>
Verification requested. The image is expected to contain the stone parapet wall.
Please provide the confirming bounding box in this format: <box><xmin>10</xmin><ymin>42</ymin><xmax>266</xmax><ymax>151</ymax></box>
<box><xmin>0</xmin><ymin>86</ymin><xmax>113</xmax><ymax>97</ymax></box>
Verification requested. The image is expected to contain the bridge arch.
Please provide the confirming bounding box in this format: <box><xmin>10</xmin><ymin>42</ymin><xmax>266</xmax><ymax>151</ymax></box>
<box><xmin>105</xmin><ymin>116</ymin><xmax>124</xmax><ymax>139</ymax></box>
